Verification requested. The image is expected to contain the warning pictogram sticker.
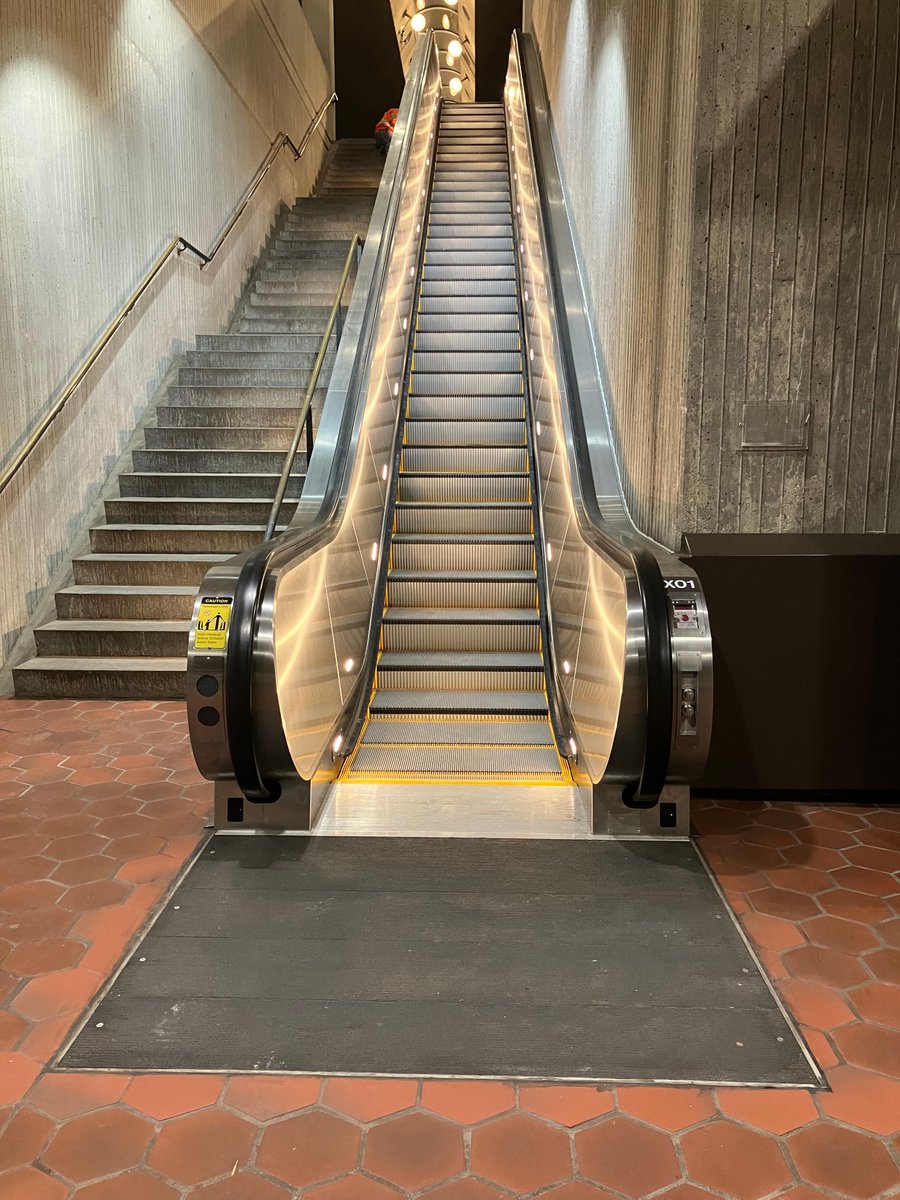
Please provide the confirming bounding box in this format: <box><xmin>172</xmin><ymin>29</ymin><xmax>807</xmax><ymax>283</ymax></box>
<box><xmin>195</xmin><ymin>597</ymin><xmax>232</xmax><ymax>650</ymax></box>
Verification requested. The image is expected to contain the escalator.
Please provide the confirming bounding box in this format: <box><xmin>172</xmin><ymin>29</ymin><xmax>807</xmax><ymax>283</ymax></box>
<box><xmin>345</xmin><ymin>102</ymin><xmax>565</xmax><ymax>783</ymax></box>
<box><xmin>186</xmin><ymin>32</ymin><xmax>713</xmax><ymax>835</ymax></box>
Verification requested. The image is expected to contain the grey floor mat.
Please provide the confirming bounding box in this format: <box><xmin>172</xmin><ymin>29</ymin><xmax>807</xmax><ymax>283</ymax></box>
<box><xmin>59</xmin><ymin>836</ymin><xmax>821</xmax><ymax>1085</ymax></box>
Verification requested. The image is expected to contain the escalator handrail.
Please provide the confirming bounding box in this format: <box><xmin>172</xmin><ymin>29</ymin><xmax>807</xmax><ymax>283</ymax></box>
<box><xmin>513</xmin><ymin>31</ymin><xmax>673</xmax><ymax>805</ymax></box>
<box><xmin>221</xmin><ymin>37</ymin><xmax>437</xmax><ymax>801</ymax></box>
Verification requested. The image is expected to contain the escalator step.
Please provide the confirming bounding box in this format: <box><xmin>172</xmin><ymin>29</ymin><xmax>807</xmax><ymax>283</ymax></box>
<box><xmin>393</xmin><ymin>502</ymin><xmax>532</xmax><ymax>535</ymax></box>
<box><xmin>370</xmin><ymin>690</ymin><xmax>549</xmax><ymax>716</ymax></box>
<box><xmin>412</xmin><ymin>352</ymin><xmax>522</xmax><ymax>374</ymax></box>
<box><xmin>415</xmin><ymin>313</ymin><xmax>519</xmax><ymax>332</ymax></box>
<box><xmin>414</xmin><ymin>332</ymin><xmax>520</xmax><ymax>351</ymax></box>
<box><xmin>404</xmin><ymin>419</ymin><xmax>524</xmax><ymax>444</ymax></box>
<box><xmin>418</xmin><ymin>296</ymin><xmax>518</xmax><ymax>314</ymax></box>
<box><xmin>409</xmin><ymin>373</ymin><xmax>522</xmax><ymax>396</ymax></box>
<box><xmin>361</xmin><ymin>717</ymin><xmax>553</xmax><ymax>745</ymax></box>
<box><xmin>347</xmin><ymin>744</ymin><xmax>562</xmax><ymax>778</ymax></box>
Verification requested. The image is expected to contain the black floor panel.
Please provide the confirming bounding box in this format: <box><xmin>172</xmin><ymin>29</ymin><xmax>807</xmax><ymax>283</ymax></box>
<box><xmin>59</xmin><ymin>836</ymin><xmax>821</xmax><ymax>1085</ymax></box>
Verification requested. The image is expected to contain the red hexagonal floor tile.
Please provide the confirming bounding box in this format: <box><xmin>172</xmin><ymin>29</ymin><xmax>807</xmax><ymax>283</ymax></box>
<box><xmin>304</xmin><ymin>1181</ymin><xmax>403</xmax><ymax>1200</ymax></box>
<box><xmin>41</xmin><ymin>1108</ymin><xmax>154</xmax><ymax>1183</ymax></box>
<box><xmin>4</xmin><ymin>937</ymin><xmax>85</xmax><ymax>977</ymax></box>
<box><xmin>576</xmin><ymin>1116</ymin><xmax>681</xmax><ymax>1198</ymax></box>
<box><xmin>740</xmin><ymin>912</ymin><xmax>806</xmax><ymax>951</ymax></box>
<box><xmin>257</xmin><ymin>1110</ymin><xmax>361</xmax><ymax>1189</ymax></box>
<box><xmin>148</xmin><ymin>1108</ymin><xmax>256</xmax><ymax>1185</ymax></box>
<box><xmin>191</xmin><ymin>1177</ymin><xmax>295</xmax><ymax>1200</ymax></box>
<box><xmin>832</xmin><ymin>865</ymin><xmax>899</xmax><ymax>897</ymax></box>
<box><xmin>364</xmin><ymin>1111</ymin><xmax>465</xmax><ymax>1191</ymax></box>
<box><xmin>0</xmin><ymin>1052</ymin><xmax>42</xmax><ymax>1106</ymax></box>
<box><xmin>123</xmin><ymin>1073</ymin><xmax>224</xmax><ymax>1119</ymax></box>
<box><xmin>323</xmin><ymin>1076</ymin><xmax>418</xmax><ymax>1122</ymax></box>
<box><xmin>818</xmin><ymin>1065</ymin><xmax>900</xmax><ymax>1135</ymax></box>
<box><xmin>850</xmin><ymin>981</ymin><xmax>900</xmax><ymax>1028</ymax></box>
<box><xmin>0</xmin><ymin>1106</ymin><xmax>55</xmax><ymax>1172</ymax></box>
<box><xmin>518</xmin><ymin>1085</ymin><xmax>614</xmax><ymax>1127</ymax></box>
<box><xmin>748</xmin><ymin>888</ymin><xmax>821</xmax><ymax>922</ymax></box>
<box><xmin>716</xmin><ymin>1087</ymin><xmax>818</xmax><ymax>1134</ymax></box>
<box><xmin>471</xmin><ymin>1111</ymin><xmax>572</xmax><ymax>1193</ymax></box>
<box><xmin>866</xmin><ymin>948</ymin><xmax>900</xmax><ymax>984</ymax></box>
<box><xmin>29</xmin><ymin>1073</ymin><xmax>130</xmax><ymax>1118</ymax></box>
<box><xmin>74</xmin><ymin>1175</ymin><xmax>180</xmax><ymax>1200</ymax></box>
<box><xmin>0</xmin><ymin>1166</ymin><xmax>69</xmax><ymax>1199</ymax></box>
<box><xmin>223</xmin><ymin>1075</ymin><xmax>321</xmax><ymax>1121</ymax></box>
<box><xmin>778</xmin><ymin>978</ymin><xmax>856</xmax><ymax>1030</ymax></box>
<box><xmin>681</xmin><ymin>1120</ymin><xmax>792</xmax><ymax>1199</ymax></box>
<box><xmin>616</xmin><ymin>1087</ymin><xmax>716</xmax><ymax>1132</ymax></box>
<box><xmin>10</xmin><ymin>967</ymin><xmax>100</xmax><ymax>1020</ymax></box>
<box><xmin>420</xmin><ymin>1079</ymin><xmax>515</xmax><ymax>1123</ymax></box>
<box><xmin>801</xmin><ymin>914</ymin><xmax>880</xmax><ymax>953</ymax></box>
<box><xmin>781</xmin><ymin>944</ymin><xmax>870</xmax><ymax>989</ymax></box>
<box><xmin>788</xmin><ymin>1122</ymin><xmax>900</xmax><ymax>1198</ymax></box>
<box><xmin>818</xmin><ymin>889</ymin><xmax>893</xmax><ymax>924</ymax></box>
<box><xmin>834</xmin><ymin>1021</ymin><xmax>900</xmax><ymax>1077</ymax></box>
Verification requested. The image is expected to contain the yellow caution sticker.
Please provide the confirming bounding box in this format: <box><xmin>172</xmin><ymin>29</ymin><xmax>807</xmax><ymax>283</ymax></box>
<box><xmin>195</xmin><ymin>597</ymin><xmax>232</xmax><ymax>650</ymax></box>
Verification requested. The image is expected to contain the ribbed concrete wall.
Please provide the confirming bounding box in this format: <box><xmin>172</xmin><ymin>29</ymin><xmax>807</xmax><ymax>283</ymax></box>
<box><xmin>684</xmin><ymin>0</ymin><xmax>900</xmax><ymax>535</ymax></box>
<box><xmin>527</xmin><ymin>0</ymin><xmax>701</xmax><ymax>548</ymax></box>
<box><xmin>0</xmin><ymin>0</ymin><xmax>330</xmax><ymax>660</ymax></box>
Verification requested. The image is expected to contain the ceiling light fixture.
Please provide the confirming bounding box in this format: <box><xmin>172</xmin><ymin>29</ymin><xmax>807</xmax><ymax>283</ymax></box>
<box><xmin>448</xmin><ymin>76</ymin><xmax>463</xmax><ymax>96</ymax></box>
<box><xmin>410</xmin><ymin>12</ymin><xmax>426</xmax><ymax>31</ymax></box>
<box><xmin>447</xmin><ymin>37</ymin><xmax>463</xmax><ymax>57</ymax></box>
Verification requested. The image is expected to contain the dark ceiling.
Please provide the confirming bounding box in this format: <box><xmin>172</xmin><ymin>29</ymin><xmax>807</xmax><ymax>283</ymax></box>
<box><xmin>333</xmin><ymin>0</ymin><xmax>523</xmax><ymax>139</ymax></box>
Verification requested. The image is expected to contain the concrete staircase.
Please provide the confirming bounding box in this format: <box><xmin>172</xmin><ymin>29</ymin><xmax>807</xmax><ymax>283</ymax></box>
<box><xmin>13</xmin><ymin>147</ymin><xmax>383</xmax><ymax>699</ymax></box>
<box><xmin>319</xmin><ymin>139</ymin><xmax>385</xmax><ymax>198</ymax></box>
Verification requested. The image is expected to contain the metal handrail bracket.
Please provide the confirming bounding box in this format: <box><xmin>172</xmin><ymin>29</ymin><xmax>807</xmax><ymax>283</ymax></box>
<box><xmin>0</xmin><ymin>90</ymin><xmax>337</xmax><ymax>497</ymax></box>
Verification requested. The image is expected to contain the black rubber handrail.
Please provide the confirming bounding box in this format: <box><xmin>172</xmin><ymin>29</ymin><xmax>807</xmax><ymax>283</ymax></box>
<box><xmin>221</xmin><ymin>40</ymin><xmax>436</xmax><ymax>802</ymax></box>
<box><xmin>515</xmin><ymin>32</ymin><xmax>673</xmax><ymax>807</ymax></box>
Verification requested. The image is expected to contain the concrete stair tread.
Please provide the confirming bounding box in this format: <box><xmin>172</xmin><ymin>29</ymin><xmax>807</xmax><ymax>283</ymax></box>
<box><xmin>59</xmin><ymin>585</ymin><xmax>197</xmax><ymax>596</ymax></box>
<box><xmin>15</xmin><ymin>656</ymin><xmax>186</xmax><ymax>671</ymax></box>
<box><xmin>76</xmin><ymin>548</ymin><xmax>234</xmax><ymax>559</ymax></box>
<box><xmin>98</xmin><ymin>523</ymin><xmax>273</xmax><ymax>532</ymax></box>
<box><xmin>39</xmin><ymin>619</ymin><xmax>191</xmax><ymax>633</ymax></box>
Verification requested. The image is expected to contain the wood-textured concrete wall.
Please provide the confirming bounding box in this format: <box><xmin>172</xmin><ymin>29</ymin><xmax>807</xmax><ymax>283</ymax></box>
<box><xmin>0</xmin><ymin>0</ymin><xmax>330</xmax><ymax>659</ymax></box>
<box><xmin>528</xmin><ymin>0</ymin><xmax>700</xmax><ymax>548</ymax></box>
<box><xmin>684</xmin><ymin>0</ymin><xmax>900</xmax><ymax>534</ymax></box>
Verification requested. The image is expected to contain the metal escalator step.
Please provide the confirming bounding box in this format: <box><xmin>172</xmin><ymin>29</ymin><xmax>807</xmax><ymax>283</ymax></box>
<box><xmin>391</xmin><ymin>540</ymin><xmax>534</xmax><ymax>572</ymax></box>
<box><xmin>414</xmin><ymin>332</ymin><xmax>519</xmax><ymax>352</ymax></box>
<box><xmin>418</xmin><ymin>296</ymin><xmax>517</xmax><ymax>314</ymax></box>
<box><xmin>423</xmin><ymin>257</ymin><xmax>516</xmax><ymax>271</ymax></box>
<box><xmin>377</xmin><ymin>668</ymin><xmax>545</xmax><ymax>693</ymax></box>
<box><xmin>347</xmin><ymin>744</ymin><xmax>561</xmax><ymax>779</ymax></box>
<box><xmin>361</xmin><ymin>717</ymin><xmax>552</xmax><ymax>745</ymax></box>
<box><xmin>381</xmin><ymin>618</ymin><xmax>539</xmax><ymax>653</ymax></box>
<box><xmin>430</xmin><ymin>188</ymin><xmax>510</xmax><ymax>201</ymax></box>
<box><xmin>384</xmin><ymin>604</ymin><xmax>540</xmax><ymax>624</ymax></box>
<box><xmin>412</xmin><ymin>352</ymin><xmax>522</xmax><ymax>374</ymax></box>
<box><xmin>387</xmin><ymin>578</ymin><xmax>537</xmax><ymax>610</ymax></box>
<box><xmin>419</xmin><ymin>278</ymin><xmax>517</xmax><ymax>295</ymax></box>
<box><xmin>401</xmin><ymin>447</ymin><xmax>527</xmax><ymax>474</ymax></box>
<box><xmin>404</xmin><ymin>419</ymin><xmax>524</xmax><ymax>445</ymax></box>
<box><xmin>424</xmin><ymin>230</ymin><xmax>514</xmax><ymax>245</ymax></box>
<box><xmin>425</xmin><ymin>238</ymin><xmax>514</xmax><ymax>253</ymax></box>
<box><xmin>422</xmin><ymin>267</ymin><xmax>513</xmax><ymax>283</ymax></box>
<box><xmin>409</xmin><ymin>373</ymin><xmax>522</xmax><ymax>396</ymax></box>
<box><xmin>397</xmin><ymin>474</ymin><xmax>529</xmax><ymax>504</ymax></box>
<box><xmin>370</xmin><ymin>690</ymin><xmax>548</xmax><ymax>716</ymax></box>
<box><xmin>394</xmin><ymin>502</ymin><xmax>531</xmax><ymax>535</ymax></box>
<box><xmin>415</xmin><ymin>313</ymin><xmax>519</xmax><ymax>333</ymax></box>
<box><xmin>406</xmin><ymin>395</ymin><xmax>524</xmax><ymax>420</ymax></box>
<box><xmin>428</xmin><ymin>202</ymin><xmax>511</xmax><ymax>215</ymax></box>
<box><xmin>379</xmin><ymin>651</ymin><xmax>542</xmax><ymax>670</ymax></box>
<box><xmin>422</xmin><ymin>279</ymin><xmax>518</xmax><ymax>298</ymax></box>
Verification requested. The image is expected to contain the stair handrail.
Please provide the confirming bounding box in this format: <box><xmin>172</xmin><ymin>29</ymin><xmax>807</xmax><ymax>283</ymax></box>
<box><xmin>263</xmin><ymin>233</ymin><xmax>364</xmax><ymax>541</ymax></box>
<box><xmin>0</xmin><ymin>89</ymin><xmax>338</xmax><ymax>500</ymax></box>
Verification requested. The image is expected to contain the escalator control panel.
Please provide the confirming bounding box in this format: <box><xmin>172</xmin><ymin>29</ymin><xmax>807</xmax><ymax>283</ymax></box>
<box><xmin>670</xmin><ymin>590</ymin><xmax>702</xmax><ymax>738</ymax></box>
<box><xmin>671</xmin><ymin>597</ymin><xmax>699</xmax><ymax>630</ymax></box>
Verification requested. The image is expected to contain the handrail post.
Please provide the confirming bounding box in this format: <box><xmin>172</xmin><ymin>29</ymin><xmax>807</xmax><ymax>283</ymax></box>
<box><xmin>263</xmin><ymin>234</ymin><xmax>362</xmax><ymax>542</ymax></box>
